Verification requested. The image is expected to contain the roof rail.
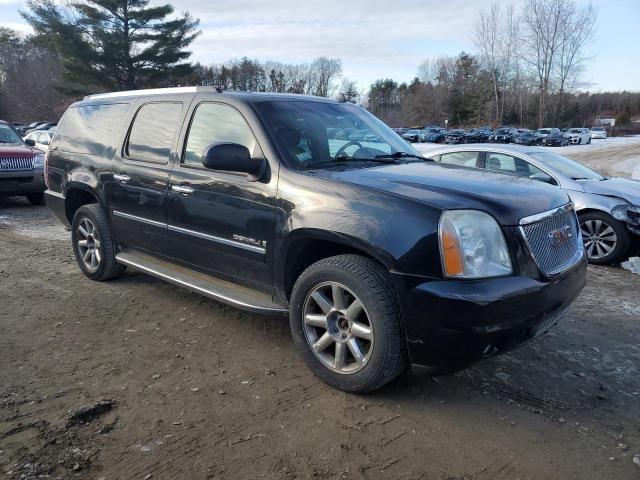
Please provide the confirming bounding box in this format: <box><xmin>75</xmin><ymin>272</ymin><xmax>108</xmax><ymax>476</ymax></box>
<box><xmin>83</xmin><ymin>86</ymin><xmax>222</xmax><ymax>100</ymax></box>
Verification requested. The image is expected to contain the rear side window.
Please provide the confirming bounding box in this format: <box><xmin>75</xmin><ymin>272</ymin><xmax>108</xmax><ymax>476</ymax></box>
<box><xmin>438</xmin><ymin>151</ymin><xmax>479</xmax><ymax>167</ymax></box>
<box><xmin>56</xmin><ymin>103</ymin><xmax>130</xmax><ymax>155</ymax></box>
<box><xmin>126</xmin><ymin>102</ymin><xmax>182</xmax><ymax>164</ymax></box>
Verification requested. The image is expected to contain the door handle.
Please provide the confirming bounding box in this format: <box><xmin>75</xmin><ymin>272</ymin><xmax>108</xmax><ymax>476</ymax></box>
<box><xmin>113</xmin><ymin>173</ymin><xmax>130</xmax><ymax>183</ymax></box>
<box><xmin>171</xmin><ymin>184</ymin><xmax>194</xmax><ymax>195</ymax></box>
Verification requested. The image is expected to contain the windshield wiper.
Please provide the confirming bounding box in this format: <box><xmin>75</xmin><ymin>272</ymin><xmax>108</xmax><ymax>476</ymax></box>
<box><xmin>305</xmin><ymin>158</ymin><xmax>399</xmax><ymax>169</ymax></box>
<box><xmin>375</xmin><ymin>152</ymin><xmax>430</xmax><ymax>161</ymax></box>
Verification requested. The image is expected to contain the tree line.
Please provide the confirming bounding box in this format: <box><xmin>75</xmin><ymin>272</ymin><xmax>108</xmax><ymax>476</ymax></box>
<box><xmin>0</xmin><ymin>0</ymin><xmax>638</xmax><ymax>132</ymax></box>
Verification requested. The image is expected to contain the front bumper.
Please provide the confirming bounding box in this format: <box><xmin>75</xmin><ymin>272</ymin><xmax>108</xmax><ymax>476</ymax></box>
<box><xmin>0</xmin><ymin>169</ymin><xmax>45</xmax><ymax>196</ymax></box>
<box><xmin>394</xmin><ymin>258</ymin><xmax>586</xmax><ymax>370</ymax></box>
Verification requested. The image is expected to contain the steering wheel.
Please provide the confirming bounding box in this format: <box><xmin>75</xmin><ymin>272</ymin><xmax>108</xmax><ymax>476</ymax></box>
<box><xmin>334</xmin><ymin>141</ymin><xmax>363</xmax><ymax>159</ymax></box>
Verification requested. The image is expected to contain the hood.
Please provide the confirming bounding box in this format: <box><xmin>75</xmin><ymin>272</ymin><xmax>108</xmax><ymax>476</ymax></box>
<box><xmin>0</xmin><ymin>143</ymin><xmax>37</xmax><ymax>157</ymax></box>
<box><xmin>321</xmin><ymin>162</ymin><xmax>570</xmax><ymax>226</ymax></box>
<box><xmin>582</xmin><ymin>177</ymin><xmax>640</xmax><ymax>206</ymax></box>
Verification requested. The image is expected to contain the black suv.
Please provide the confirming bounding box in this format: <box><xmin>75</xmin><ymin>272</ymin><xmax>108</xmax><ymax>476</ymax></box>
<box><xmin>45</xmin><ymin>88</ymin><xmax>586</xmax><ymax>393</ymax></box>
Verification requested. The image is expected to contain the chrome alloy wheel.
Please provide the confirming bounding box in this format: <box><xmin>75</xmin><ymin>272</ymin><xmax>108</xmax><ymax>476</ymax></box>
<box><xmin>302</xmin><ymin>282</ymin><xmax>374</xmax><ymax>374</ymax></box>
<box><xmin>580</xmin><ymin>219</ymin><xmax>618</xmax><ymax>260</ymax></box>
<box><xmin>76</xmin><ymin>218</ymin><xmax>102</xmax><ymax>272</ymax></box>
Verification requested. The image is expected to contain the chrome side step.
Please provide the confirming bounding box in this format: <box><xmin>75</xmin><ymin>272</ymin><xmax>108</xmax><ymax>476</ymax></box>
<box><xmin>115</xmin><ymin>250</ymin><xmax>288</xmax><ymax>314</ymax></box>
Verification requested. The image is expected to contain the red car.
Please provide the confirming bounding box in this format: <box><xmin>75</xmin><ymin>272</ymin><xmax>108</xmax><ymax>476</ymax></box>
<box><xmin>0</xmin><ymin>120</ymin><xmax>46</xmax><ymax>205</ymax></box>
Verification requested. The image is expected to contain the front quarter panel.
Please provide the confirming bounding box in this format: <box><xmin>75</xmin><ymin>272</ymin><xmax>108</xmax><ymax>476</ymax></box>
<box><xmin>273</xmin><ymin>168</ymin><xmax>443</xmax><ymax>296</ymax></box>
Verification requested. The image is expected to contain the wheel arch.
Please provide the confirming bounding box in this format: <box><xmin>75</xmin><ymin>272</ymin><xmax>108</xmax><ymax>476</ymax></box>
<box><xmin>64</xmin><ymin>183</ymin><xmax>101</xmax><ymax>224</ymax></box>
<box><xmin>276</xmin><ymin>229</ymin><xmax>395</xmax><ymax>304</ymax></box>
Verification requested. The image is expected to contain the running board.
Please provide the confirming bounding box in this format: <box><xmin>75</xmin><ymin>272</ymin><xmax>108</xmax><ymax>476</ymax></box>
<box><xmin>115</xmin><ymin>251</ymin><xmax>288</xmax><ymax>314</ymax></box>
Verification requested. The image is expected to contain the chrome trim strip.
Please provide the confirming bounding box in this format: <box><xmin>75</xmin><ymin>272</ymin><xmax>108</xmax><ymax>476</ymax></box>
<box><xmin>168</xmin><ymin>224</ymin><xmax>266</xmax><ymax>254</ymax></box>
<box><xmin>519</xmin><ymin>203</ymin><xmax>574</xmax><ymax>225</ymax></box>
<box><xmin>112</xmin><ymin>210</ymin><xmax>266</xmax><ymax>254</ymax></box>
<box><xmin>115</xmin><ymin>254</ymin><xmax>286</xmax><ymax>313</ymax></box>
<box><xmin>112</xmin><ymin>210</ymin><xmax>166</xmax><ymax>228</ymax></box>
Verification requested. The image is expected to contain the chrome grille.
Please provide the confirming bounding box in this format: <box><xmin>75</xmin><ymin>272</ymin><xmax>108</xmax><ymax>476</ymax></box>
<box><xmin>520</xmin><ymin>206</ymin><xmax>583</xmax><ymax>276</ymax></box>
<box><xmin>0</xmin><ymin>157</ymin><xmax>34</xmax><ymax>171</ymax></box>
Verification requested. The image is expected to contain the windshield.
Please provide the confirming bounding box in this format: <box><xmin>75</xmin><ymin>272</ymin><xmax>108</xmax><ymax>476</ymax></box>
<box><xmin>406</xmin><ymin>129</ymin><xmax>420</xmax><ymax>134</ymax></box>
<box><xmin>537</xmin><ymin>129</ymin><xmax>551</xmax><ymax>135</ymax></box>
<box><xmin>253</xmin><ymin>101</ymin><xmax>421</xmax><ymax>169</ymax></box>
<box><xmin>568</xmin><ymin>128</ymin><xmax>582</xmax><ymax>133</ymax></box>
<box><xmin>0</xmin><ymin>124</ymin><xmax>23</xmax><ymax>144</ymax></box>
<box><xmin>527</xmin><ymin>151</ymin><xmax>604</xmax><ymax>180</ymax></box>
<box><xmin>496</xmin><ymin>128</ymin><xmax>509</xmax><ymax>134</ymax></box>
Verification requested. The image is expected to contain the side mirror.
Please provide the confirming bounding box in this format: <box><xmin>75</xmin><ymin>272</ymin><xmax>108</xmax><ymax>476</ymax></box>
<box><xmin>202</xmin><ymin>143</ymin><xmax>266</xmax><ymax>181</ymax></box>
<box><xmin>530</xmin><ymin>172</ymin><xmax>554</xmax><ymax>184</ymax></box>
<box><xmin>25</xmin><ymin>139</ymin><xmax>35</xmax><ymax>147</ymax></box>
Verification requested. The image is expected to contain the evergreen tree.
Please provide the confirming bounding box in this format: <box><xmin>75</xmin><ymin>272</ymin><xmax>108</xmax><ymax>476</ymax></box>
<box><xmin>21</xmin><ymin>0</ymin><xmax>200</xmax><ymax>92</ymax></box>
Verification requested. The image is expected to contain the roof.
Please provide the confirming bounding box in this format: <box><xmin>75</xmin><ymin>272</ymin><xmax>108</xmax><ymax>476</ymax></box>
<box><xmin>83</xmin><ymin>86</ymin><xmax>339</xmax><ymax>104</ymax></box>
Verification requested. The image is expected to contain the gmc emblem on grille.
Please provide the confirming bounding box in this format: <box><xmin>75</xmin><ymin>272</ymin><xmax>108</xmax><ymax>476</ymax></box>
<box><xmin>0</xmin><ymin>159</ymin><xmax>8</xmax><ymax>168</ymax></box>
<box><xmin>548</xmin><ymin>225</ymin><xmax>573</xmax><ymax>247</ymax></box>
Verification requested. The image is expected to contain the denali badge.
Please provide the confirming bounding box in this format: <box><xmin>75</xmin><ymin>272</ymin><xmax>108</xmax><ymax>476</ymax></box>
<box><xmin>548</xmin><ymin>225</ymin><xmax>573</xmax><ymax>247</ymax></box>
<box><xmin>233</xmin><ymin>234</ymin><xmax>267</xmax><ymax>248</ymax></box>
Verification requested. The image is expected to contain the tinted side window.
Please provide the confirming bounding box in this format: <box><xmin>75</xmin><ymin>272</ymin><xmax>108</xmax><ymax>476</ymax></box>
<box><xmin>438</xmin><ymin>151</ymin><xmax>479</xmax><ymax>167</ymax></box>
<box><xmin>56</xmin><ymin>103</ymin><xmax>130</xmax><ymax>155</ymax></box>
<box><xmin>183</xmin><ymin>103</ymin><xmax>258</xmax><ymax>166</ymax></box>
<box><xmin>126</xmin><ymin>102</ymin><xmax>182</xmax><ymax>164</ymax></box>
<box><xmin>485</xmin><ymin>153</ymin><xmax>544</xmax><ymax>177</ymax></box>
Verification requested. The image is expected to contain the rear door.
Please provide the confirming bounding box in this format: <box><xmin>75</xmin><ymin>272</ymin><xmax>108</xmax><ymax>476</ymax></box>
<box><xmin>109</xmin><ymin>101</ymin><xmax>186</xmax><ymax>256</ymax></box>
<box><xmin>165</xmin><ymin>100</ymin><xmax>277</xmax><ymax>294</ymax></box>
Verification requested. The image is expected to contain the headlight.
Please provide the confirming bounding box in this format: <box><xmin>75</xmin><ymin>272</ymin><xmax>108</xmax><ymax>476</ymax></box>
<box><xmin>438</xmin><ymin>210</ymin><xmax>513</xmax><ymax>278</ymax></box>
<box><xmin>33</xmin><ymin>154</ymin><xmax>45</xmax><ymax>168</ymax></box>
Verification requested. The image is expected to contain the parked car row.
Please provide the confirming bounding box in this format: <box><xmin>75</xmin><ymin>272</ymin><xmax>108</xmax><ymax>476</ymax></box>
<box><xmin>11</xmin><ymin>121</ymin><xmax>57</xmax><ymax>137</ymax></box>
<box><xmin>395</xmin><ymin>125</ymin><xmax>607</xmax><ymax>147</ymax></box>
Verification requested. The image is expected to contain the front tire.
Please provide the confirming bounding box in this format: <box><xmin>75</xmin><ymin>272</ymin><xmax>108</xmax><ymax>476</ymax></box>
<box><xmin>579</xmin><ymin>211</ymin><xmax>630</xmax><ymax>265</ymax></box>
<box><xmin>289</xmin><ymin>255</ymin><xmax>407</xmax><ymax>393</ymax></box>
<box><xmin>72</xmin><ymin>204</ymin><xmax>126</xmax><ymax>281</ymax></box>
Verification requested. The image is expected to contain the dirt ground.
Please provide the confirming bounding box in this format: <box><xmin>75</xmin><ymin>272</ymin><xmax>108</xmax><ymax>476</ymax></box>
<box><xmin>1</xmin><ymin>166</ymin><xmax>640</xmax><ymax>479</ymax></box>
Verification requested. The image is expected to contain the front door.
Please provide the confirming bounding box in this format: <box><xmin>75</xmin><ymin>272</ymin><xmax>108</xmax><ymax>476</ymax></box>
<box><xmin>166</xmin><ymin>101</ymin><xmax>277</xmax><ymax>294</ymax></box>
<box><xmin>109</xmin><ymin>101</ymin><xmax>184</xmax><ymax>255</ymax></box>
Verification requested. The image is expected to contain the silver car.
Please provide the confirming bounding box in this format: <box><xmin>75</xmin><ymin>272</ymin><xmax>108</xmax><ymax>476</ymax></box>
<box><xmin>420</xmin><ymin>144</ymin><xmax>640</xmax><ymax>265</ymax></box>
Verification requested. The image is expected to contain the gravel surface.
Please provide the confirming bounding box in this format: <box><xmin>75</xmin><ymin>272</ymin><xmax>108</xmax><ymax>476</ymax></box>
<box><xmin>1</xmin><ymin>193</ymin><xmax>639</xmax><ymax>479</ymax></box>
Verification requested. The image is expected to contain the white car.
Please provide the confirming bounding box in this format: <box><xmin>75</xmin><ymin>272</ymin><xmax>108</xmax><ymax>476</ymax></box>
<box><xmin>591</xmin><ymin>127</ymin><xmax>607</xmax><ymax>139</ymax></box>
<box><xmin>23</xmin><ymin>130</ymin><xmax>54</xmax><ymax>152</ymax></box>
<box><xmin>566</xmin><ymin>128</ymin><xmax>591</xmax><ymax>145</ymax></box>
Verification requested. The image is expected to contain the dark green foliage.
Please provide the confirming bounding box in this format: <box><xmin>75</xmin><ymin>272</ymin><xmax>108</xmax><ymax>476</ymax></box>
<box><xmin>21</xmin><ymin>0</ymin><xmax>200</xmax><ymax>93</ymax></box>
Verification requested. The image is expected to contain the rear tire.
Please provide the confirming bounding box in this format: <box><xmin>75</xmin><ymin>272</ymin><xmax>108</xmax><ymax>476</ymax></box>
<box><xmin>26</xmin><ymin>193</ymin><xmax>45</xmax><ymax>206</ymax></box>
<box><xmin>579</xmin><ymin>211</ymin><xmax>630</xmax><ymax>265</ymax></box>
<box><xmin>289</xmin><ymin>255</ymin><xmax>407</xmax><ymax>393</ymax></box>
<box><xmin>72</xmin><ymin>204</ymin><xmax>126</xmax><ymax>281</ymax></box>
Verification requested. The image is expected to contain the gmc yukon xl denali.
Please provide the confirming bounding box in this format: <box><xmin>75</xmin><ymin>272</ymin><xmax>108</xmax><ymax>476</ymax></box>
<box><xmin>45</xmin><ymin>87</ymin><xmax>587</xmax><ymax>392</ymax></box>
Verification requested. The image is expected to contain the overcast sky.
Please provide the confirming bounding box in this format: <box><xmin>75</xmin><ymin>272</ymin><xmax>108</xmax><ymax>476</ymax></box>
<box><xmin>1</xmin><ymin>0</ymin><xmax>639</xmax><ymax>92</ymax></box>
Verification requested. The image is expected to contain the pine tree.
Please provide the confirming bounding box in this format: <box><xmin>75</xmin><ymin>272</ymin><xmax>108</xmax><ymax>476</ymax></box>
<box><xmin>21</xmin><ymin>0</ymin><xmax>200</xmax><ymax>93</ymax></box>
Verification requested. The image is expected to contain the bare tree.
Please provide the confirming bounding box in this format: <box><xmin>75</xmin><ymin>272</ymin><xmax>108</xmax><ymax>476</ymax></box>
<box><xmin>521</xmin><ymin>0</ymin><xmax>566</xmax><ymax>127</ymax></box>
<box><xmin>309</xmin><ymin>57</ymin><xmax>342</xmax><ymax>97</ymax></box>
<box><xmin>553</xmin><ymin>1</ymin><xmax>597</xmax><ymax>123</ymax></box>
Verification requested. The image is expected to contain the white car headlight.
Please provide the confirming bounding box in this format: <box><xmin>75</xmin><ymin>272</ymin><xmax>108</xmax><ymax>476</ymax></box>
<box><xmin>33</xmin><ymin>154</ymin><xmax>45</xmax><ymax>168</ymax></box>
<box><xmin>438</xmin><ymin>210</ymin><xmax>513</xmax><ymax>278</ymax></box>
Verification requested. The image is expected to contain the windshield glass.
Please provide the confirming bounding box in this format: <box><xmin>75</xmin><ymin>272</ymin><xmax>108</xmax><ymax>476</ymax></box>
<box><xmin>0</xmin><ymin>124</ymin><xmax>23</xmax><ymax>144</ymax></box>
<box><xmin>425</xmin><ymin>128</ymin><xmax>439</xmax><ymax>133</ymax></box>
<box><xmin>537</xmin><ymin>129</ymin><xmax>551</xmax><ymax>135</ymax></box>
<box><xmin>496</xmin><ymin>128</ymin><xmax>509</xmax><ymax>134</ymax></box>
<box><xmin>568</xmin><ymin>128</ymin><xmax>582</xmax><ymax>133</ymax></box>
<box><xmin>254</xmin><ymin>101</ymin><xmax>420</xmax><ymax>169</ymax></box>
<box><xmin>527</xmin><ymin>151</ymin><xmax>604</xmax><ymax>180</ymax></box>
